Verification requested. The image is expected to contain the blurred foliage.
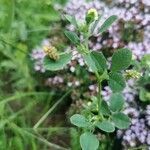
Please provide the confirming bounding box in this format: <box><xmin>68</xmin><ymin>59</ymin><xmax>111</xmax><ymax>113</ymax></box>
<box><xmin>0</xmin><ymin>0</ymin><xmax>73</xmax><ymax>150</ymax></box>
<box><xmin>0</xmin><ymin>0</ymin><xmax>68</xmax><ymax>93</ymax></box>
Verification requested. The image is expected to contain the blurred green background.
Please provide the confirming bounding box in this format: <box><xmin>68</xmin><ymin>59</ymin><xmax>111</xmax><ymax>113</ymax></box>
<box><xmin>0</xmin><ymin>1</ymin><xmax>74</xmax><ymax>150</ymax></box>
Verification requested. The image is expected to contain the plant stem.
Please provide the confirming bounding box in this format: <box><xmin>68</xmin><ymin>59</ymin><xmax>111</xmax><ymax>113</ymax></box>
<box><xmin>98</xmin><ymin>80</ymin><xmax>104</xmax><ymax>120</ymax></box>
<box><xmin>98</xmin><ymin>81</ymin><xmax>101</xmax><ymax>113</ymax></box>
<box><xmin>128</xmin><ymin>145</ymin><xmax>147</xmax><ymax>150</ymax></box>
<box><xmin>83</xmin><ymin>28</ymin><xmax>104</xmax><ymax>120</ymax></box>
<box><xmin>95</xmin><ymin>72</ymin><xmax>104</xmax><ymax>120</ymax></box>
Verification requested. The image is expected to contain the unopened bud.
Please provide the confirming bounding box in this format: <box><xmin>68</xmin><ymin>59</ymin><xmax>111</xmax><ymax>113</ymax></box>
<box><xmin>86</xmin><ymin>8</ymin><xmax>98</xmax><ymax>24</ymax></box>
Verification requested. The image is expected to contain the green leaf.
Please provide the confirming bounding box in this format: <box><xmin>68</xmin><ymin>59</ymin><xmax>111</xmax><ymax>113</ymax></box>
<box><xmin>141</xmin><ymin>54</ymin><xmax>150</xmax><ymax>68</ymax></box>
<box><xmin>112</xmin><ymin>112</ymin><xmax>131</xmax><ymax>129</ymax></box>
<box><xmin>43</xmin><ymin>53</ymin><xmax>71</xmax><ymax>71</ymax></box>
<box><xmin>108</xmin><ymin>72</ymin><xmax>126</xmax><ymax>92</ymax></box>
<box><xmin>83</xmin><ymin>53</ymin><xmax>97</xmax><ymax>72</ymax></box>
<box><xmin>91</xmin><ymin>51</ymin><xmax>107</xmax><ymax>73</ymax></box>
<box><xmin>139</xmin><ymin>88</ymin><xmax>150</xmax><ymax>102</ymax></box>
<box><xmin>109</xmin><ymin>93</ymin><xmax>125</xmax><ymax>112</ymax></box>
<box><xmin>139</xmin><ymin>88</ymin><xmax>147</xmax><ymax>102</ymax></box>
<box><xmin>91</xmin><ymin>16</ymin><xmax>101</xmax><ymax>33</ymax></box>
<box><xmin>96</xmin><ymin>120</ymin><xmax>115</xmax><ymax>133</ymax></box>
<box><xmin>99</xmin><ymin>15</ymin><xmax>117</xmax><ymax>34</ymax></box>
<box><xmin>4</xmin><ymin>0</ymin><xmax>15</xmax><ymax>32</ymax></box>
<box><xmin>100</xmin><ymin>100</ymin><xmax>111</xmax><ymax>116</ymax></box>
<box><xmin>64</xmin><ymin>30</ymin><xmax>80</xmax><ymax>44</ymax></box>
<box><xmin>83</xmin><ymin>52</ymin><xmax>107</xmax><ymax>73</ymax></box>
<box><xmin>80</xmin><ymin>132</ymin><xmax>99</xmax><ymax>150</ymax></box>
<box><xmin>65</xmin><ymin>15</ymin><xmax>78</xmax><ymax>28</ymax></box>
<box><xmin>70</xmin><ymin>114</ymin><xmax>91</xmax><ymax>128</ymax></box>
<box><xmin>111</xmin><ymin>48</ymin><xmax>132</xmax><ymax>72</ymax></box>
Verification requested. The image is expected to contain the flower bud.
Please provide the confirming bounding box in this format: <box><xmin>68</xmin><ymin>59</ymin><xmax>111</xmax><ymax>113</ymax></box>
<box><xmin>86</xmin><ymin>8</ymin><xmax>98</xmax><ymax>24</ymax></box>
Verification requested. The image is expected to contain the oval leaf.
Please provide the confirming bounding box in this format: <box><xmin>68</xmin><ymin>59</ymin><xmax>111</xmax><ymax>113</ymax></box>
<box><xmin>70</xmin><ymin>114</ymin><xmax>91</xmax><ymax>128</ymax></box>
<box><xmin>96</xmin><ymin>120</ymin><xmax>115</xmax><ymax>133</ymax></box>
<box><xmin>91</xmin><ymin>16</ymin><xmax>101</xmax><ymax>33</ymax></box>
<box><xmin>64</xmin><ymin>30</ymin><xmax>80</xmax><ymax>44</ymax></box>
<box><xmin>83</xmin><ymin>53</ymin><xmax>97</xmax><ymax>72</ymax></box>
<box><xmin>91</xmin><ymin>51</ymin><xmax>107</xmax><ymax>73</ymax></box>
<box><xmin>100</xmin><ymin>100</ymin><xmax>111</xmax><ymax>116</ymax></box>
<box><xmin>108</xmin><ymin>72</ymin><xmax>126</xmax><ymax>92</ymax></box>
<box><xmin>43</xmin><ymin>53</ymin><xmax>71</xmax><ymax>71</ymax></box>
<box><xmin>83</xmin><ymin>52</ymin><xmax>107</xmax><ymax>73</ymax></box>
<box><xmin>99</xmin><ymin>15</ymin><xmax>117</xmax><ymax>34</ymax></box>
<box><xmin>112</xmin><ymin>112</ymin><xmax>131</xmax><ymax>129</ymax></box>
<box><xmin>111</xmin><ymin>48</ymin><xmax>132</xmax><ymax>72</ymax></box>
<box><xmin>139</xmin><ymin>88</ymin><xmax>150</xmax><ymax>102</ymax></box>
<box><xmin>65</xmin><ymin>15</ymin><xmax>78</xmax><ymax>28</ymax></box>
<box><xmin>109</xmin><ymin>93</ymin><xmax>125</xmax><ymax>112</ymax></box>
<box><xmin>80</xmin><ymin>132</ymin><xmax>99</xmax><ymax>150</ymax></box>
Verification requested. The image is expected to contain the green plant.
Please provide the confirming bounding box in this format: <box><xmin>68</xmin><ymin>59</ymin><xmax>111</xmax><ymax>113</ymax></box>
<box><xmin>43</xmin><ymin>9</ymin><xmax>133</xmax><ymax>149</ymax></box>
<box><xmin>135</xmin><ymin>54</ymin><xmax>150</xmax><ymax>102</ymax></box>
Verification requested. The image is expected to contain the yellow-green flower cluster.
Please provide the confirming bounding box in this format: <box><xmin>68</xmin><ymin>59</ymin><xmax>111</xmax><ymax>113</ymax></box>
<box><xmin>43</xmin><ymin>46</ymin><xmax>60</xmax><ymax>61</ymax></box>
<box><xmin>124</xmin><ymin>70</ymin><xmax>141</xmax><ymax>79</ymax></box>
